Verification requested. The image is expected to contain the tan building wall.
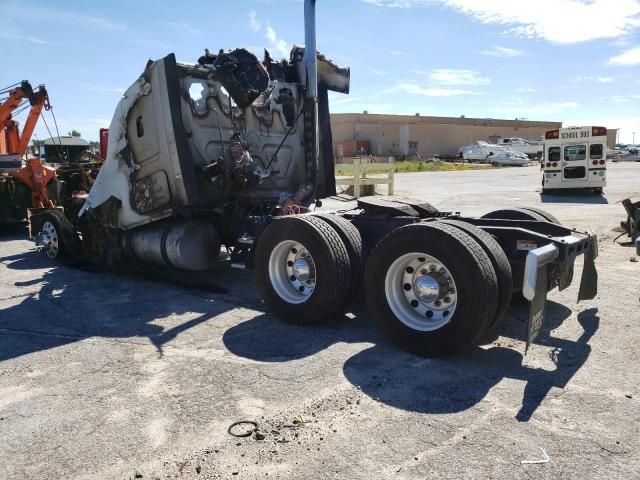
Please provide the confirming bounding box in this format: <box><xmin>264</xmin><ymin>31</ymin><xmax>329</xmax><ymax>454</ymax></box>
<box><xmin>331</xmin><ymin>113</ymin><xmax>563</xmax><ymax>158</ymax></box>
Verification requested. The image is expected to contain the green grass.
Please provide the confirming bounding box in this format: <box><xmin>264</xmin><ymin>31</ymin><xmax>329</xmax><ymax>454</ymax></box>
<box><xmin>335</xmin><ymin>160</ymin><xmax>487</xmax><ymax>176</ymax></box>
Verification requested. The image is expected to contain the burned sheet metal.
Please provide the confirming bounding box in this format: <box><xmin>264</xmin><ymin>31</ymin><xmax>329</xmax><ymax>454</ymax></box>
<box><xmin>199</xmin><ymin>48</ymin><xmax>270</xmax><ymax>109</ymax></box>
<box><xmin>80</xmin><ymin>45</ymin><xmax>349</xmax><ymax>230</ymax></box>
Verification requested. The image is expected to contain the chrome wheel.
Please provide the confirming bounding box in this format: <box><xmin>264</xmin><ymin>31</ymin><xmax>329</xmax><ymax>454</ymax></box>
<box><xmin>384</xmin><ymin>252</ymin><xmax>458</xmax><ymax>331</ymax></box>
<box><xmin>268</xmin><ymin>240</ymin><xmax>316</xmax><ymax>304</ymax></box>
<box><xmin>41</xmin><ymin>220</ymin><xmax>60</xmax><ymax>260</ymax></box>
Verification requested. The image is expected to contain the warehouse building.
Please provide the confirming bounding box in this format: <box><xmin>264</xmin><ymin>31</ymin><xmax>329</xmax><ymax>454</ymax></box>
<box><xmin>330</xmin><ymin>113</ymin><xmax>616</xmax><ymax>159</ymax></box>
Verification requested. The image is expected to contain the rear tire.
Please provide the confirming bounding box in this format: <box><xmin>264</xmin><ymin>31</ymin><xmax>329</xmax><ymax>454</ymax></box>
<box><xmin>439</xmin><ymin>220</ymin><xmax>513</xmax><ymax>333</ymax></box>
<box><xmin>255</xmin><ymin>216</ymin><xmax>351</xmax><ymax>325</ymax></box>
<box><xmin>518</xmin><ymin>207</ymin><xmax>561</xmax><ymax>224</ymax></box>
<box><xmin>481</xmin><ymin>208</ymin><xmax>546</xmax><ymax>222</ymax></box>
<box><xmin>365</xmin><ymin>222</ymin><xmax>498</xmax><ymax>357</ymax></box>
<box><xmin>314</xmin><ymin>214</ymin><xmax>364</xmax><ymax>306</ymax></box>
<box><xmin>34</xmin><ymin>211</ymin><xmax>69</xmax><ymax>260</ymax></box>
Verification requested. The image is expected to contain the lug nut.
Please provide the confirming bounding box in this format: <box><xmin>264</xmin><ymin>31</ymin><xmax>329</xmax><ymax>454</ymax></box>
<box><xmin>444</xmin><ymin>296</ymin><xmax>451</xmax><ymax>303</ymax></box>
<box><xmin>434</xmin><ymin>300</ymin><xmax>442</xmax><ymax>307</ymax></box>
<box><xmin>429</xmin><ymin>265</ymin><xmax>436</xmax><ymax>271</ymax></box>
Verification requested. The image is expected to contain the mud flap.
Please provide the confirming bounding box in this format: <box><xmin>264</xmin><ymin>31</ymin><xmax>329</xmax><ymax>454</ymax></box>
<box><xmin>522</xmin><ymin>243</ymin><xmax>559</xmax><ymax>352</ymax></box>
<box><xmin>578</xmin><ymin>235</ymin><xmax>598</xmax><ymax>302</ymax></box>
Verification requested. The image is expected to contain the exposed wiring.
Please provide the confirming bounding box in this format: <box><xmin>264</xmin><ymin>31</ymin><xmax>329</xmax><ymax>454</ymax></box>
<box><xmin>264</xmin><ymin>107</ymin><xmax>305</xmax><ymax>171</ymax></box>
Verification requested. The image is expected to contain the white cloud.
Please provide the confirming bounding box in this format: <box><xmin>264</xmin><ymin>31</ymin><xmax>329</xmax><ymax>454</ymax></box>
<box><xmin>395</xmin><ymin>83</ymin><xmax>480</xmax><ymax>96</ymax></box>
<box><xmin>607</xmin><ymin>46</ymin><xmax>640</xmax><ymax>66</ymax></box>
<box><xmin>571</xmin><ymin>76</ymin><xmax>615</xmax><ymax>83</ymax></box>
<box><xmin>0</xmin><ymin>4</ymin><xmax>126</xmax><ymax>31</ymax></box>
<box><xmin>491</xmin><ymin>101</ymin><xmax>580</xmax><ymax>117</ymax></box>
<box><xmin>265</xmin><ymin>25</ymin><xmax>290</xmax><ymax>58</ymax></box>
<box><xmin>610</xmin><ymin>94</ymin><xmax>640</xmax><ymax>102</ymax></box>
<box><xmin>428</xmin><ymin>69</ymin><xmax>490</xmax><ymax>85</ymax></box>
<box><xmin>0</xmin><ymin>32</ymin><xmax>51</xmax><ymax>45</ymax></box>
<box><xmin>368</xmin><ymin>68</ymin><xmax>389</xmax><ymax>76</ymax></box>
<box><xmin>248</xmin><ymin>10</ymin><xmax>262</xmax><ymax>32</ymax></box>
<box><xmin>517</xmin><ymin>86</ymin><xmax>537</xmax><ymax>93</ymax></box>
<box><xmin>480</xmin><ymin>45</ymin><xmax>524</xmax><ymax>57</ymax></box>
<box><xmin>362</xmin><ymin>0</ymin><xmax>640</xmax><ymax>44</ymax></box>
<box><xmin>159</xmin><ymin>22</ymin><xmax>200</xmax><ymax>35</ymax></box>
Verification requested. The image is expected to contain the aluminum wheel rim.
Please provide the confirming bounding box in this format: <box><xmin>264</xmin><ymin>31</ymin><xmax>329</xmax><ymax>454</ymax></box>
<box><xmin>42</xmin><ymin>220</ymin><xmax>59</xmax><ymax>260</ymax></box>
<box><xmin>384</xmin><ymin>252</ymin><xmax>458</xmax><ymax>332</ymax></box>
<box><xmin>268</xmin><ymin>240</ymin><xmax>316</xmax><ymax>304</ymax></box>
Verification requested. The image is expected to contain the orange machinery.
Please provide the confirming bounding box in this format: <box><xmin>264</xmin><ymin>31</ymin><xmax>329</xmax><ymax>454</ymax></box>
<box><xmin>0</xmin><ymin>80</ymin><xmax>56</xmax><ymax>209</ymax></box>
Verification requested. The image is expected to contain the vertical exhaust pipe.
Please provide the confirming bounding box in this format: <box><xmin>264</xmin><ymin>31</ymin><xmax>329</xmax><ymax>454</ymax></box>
<box><xmin>303</xmin><ymin>0</ymin><xmax>318</xmax><ymax>99</ymax></box>
<box><xmin>302</xmin><ymin>0</ymin><xmax>320</xmax><ymax>201</ymax></box>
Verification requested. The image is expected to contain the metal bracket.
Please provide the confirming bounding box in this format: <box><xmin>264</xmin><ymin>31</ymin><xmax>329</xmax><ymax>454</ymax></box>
<box><xmin>523</xmin><ymin>243</ymin><xmax>559</xmax><ymax>352</ymax></box>
<box><xmin>578</xmin><ymin>234</ymin><xmax>598</xmax><ymax>302</ymax></box>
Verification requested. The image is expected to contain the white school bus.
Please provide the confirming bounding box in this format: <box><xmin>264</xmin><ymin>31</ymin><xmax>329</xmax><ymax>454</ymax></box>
<box><xmin>542</xmin><ymin>126</ymin><xmax>607</xmax><ymax>194</ymax></box>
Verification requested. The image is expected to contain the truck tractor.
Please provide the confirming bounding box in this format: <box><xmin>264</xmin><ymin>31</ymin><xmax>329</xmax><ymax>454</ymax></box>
<box><xmin>27</xmin><ymin>0</ymin><xmax>598</xmax><ymax>357</ymax></box>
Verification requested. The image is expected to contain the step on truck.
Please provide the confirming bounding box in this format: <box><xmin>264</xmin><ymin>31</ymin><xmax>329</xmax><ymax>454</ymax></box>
<box><xmin>28</xmin><ymin>0</ymin><xmax>598</xmax><ymax>357</ymax></box>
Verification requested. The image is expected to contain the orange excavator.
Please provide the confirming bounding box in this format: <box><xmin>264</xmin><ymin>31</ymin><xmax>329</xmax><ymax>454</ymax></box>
<box><xmin>0</xmin><ymin>80</ymin><xmax>57</xmax><ymax>220</ymax></box>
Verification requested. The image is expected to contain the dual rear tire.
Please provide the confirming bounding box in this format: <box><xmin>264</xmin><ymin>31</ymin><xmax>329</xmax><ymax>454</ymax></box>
<box><xmin>256</xmin><ymin>215</ymin><xmax>515</xmax><ymax>357</ymax></box>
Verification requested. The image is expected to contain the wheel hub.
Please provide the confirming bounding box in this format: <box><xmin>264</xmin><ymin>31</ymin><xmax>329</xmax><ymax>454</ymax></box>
<box><xmin>268</xmin><ymin>240</ymin><xmax>316</xmax><ymax>304</ymax></box>
<box><xmin>41</xmin><ymin>220</ymin><xmax>59</xmax><ymax>260</ymax></box>
<box><xmin>413</xmin><ymin>275</ymin><xmax>440</xmax><ymax>303</ymax></box>
<box><xmin>292</xmin><ymin>258</ymin><xmax>312</xmax><ymax>282</ymax></box>
<box><xmin>385</xmin><ymin>253</ymin><xmax>458</xmax><ymax>331</ymax></box>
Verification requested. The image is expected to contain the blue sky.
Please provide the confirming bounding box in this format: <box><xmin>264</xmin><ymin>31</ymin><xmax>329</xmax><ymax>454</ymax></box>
<box><xmin>2</xmin><ymin>0</ymin><xmax>639</xmax><ymax>143</ymax></box>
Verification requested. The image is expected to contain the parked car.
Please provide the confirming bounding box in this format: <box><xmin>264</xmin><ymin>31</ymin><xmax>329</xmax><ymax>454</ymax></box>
<box><xmin>494</xmin><ymin>137</ymin><xmax>543</xmax><ymax>158</ymax></box>
<box><xmin>458</xmin><ymin>141</ymin><xmax>528</xmax><ymax>164</ymax></box>
<box><xmin>487</xmin><ymin>150</ymin><xmax>529</xmax><ymax>166</ymax></box>
<box><xmin>457</xmin><ymin>141</ymin><xmax>508</xmax><ymax>162</ymax></box>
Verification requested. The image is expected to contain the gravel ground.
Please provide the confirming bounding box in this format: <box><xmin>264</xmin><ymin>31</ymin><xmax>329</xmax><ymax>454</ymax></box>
<box><xmin>0</xmin><ymin>163</ymin><xmax>638</xmax><ymax>479</ymax></box>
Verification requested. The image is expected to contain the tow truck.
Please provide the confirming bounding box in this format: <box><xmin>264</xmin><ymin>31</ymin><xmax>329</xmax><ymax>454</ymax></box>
<box><xmin>0</xmin><ymin>80</ymin><xmax>56</xmax><ymax>220</ymax></box>
<box><xmin>27</xmin><ymin>0</ymin><xmax>598</xmax><ymax>357</ymax></box>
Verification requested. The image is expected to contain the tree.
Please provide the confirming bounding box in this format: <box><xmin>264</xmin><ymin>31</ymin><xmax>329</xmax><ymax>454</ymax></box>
<box><xmin>68</xmin><ymin>130</ymin><xmax>82</xmax><ymax>137</ymax></box>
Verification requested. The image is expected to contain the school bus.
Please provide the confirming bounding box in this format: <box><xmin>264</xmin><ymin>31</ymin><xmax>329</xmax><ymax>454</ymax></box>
<box><xmin>542</xmin><ymin>126</ymin><xmax>607</xmax><ymax>194</ymax></box>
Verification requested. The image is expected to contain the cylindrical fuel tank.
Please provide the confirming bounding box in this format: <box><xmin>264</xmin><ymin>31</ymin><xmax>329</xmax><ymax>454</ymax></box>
<box><xmin>124</xmin><ymin>220</ymin><xmax>221</xmax><ymax>271</ymax></box>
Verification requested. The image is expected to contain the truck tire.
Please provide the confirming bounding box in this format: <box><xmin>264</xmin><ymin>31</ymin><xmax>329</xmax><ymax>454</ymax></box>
<box><xmin>255</xmin><ymin>215</ymin><xmax>351</xmax><ymax>325</ymax></box>
<box><xmin>314</xmin><ymin>213</ymin><xmax>364</xmax><ymax>305</ymax></box>
<box><xmin>34</xmin><ymin>211</ymin><xmax>73</xmax><ymax>260</ymax></box>
<box><xmin>481</xmin><ymin>208</ymin><xmax>546</xmax><ymax>222</ymax></box>
<box><xmin>439</xmin><ymin>219</ymin><xmax>513</xmax><ymax>334</ymax></box>
<box><xmin>482</xmin><ymin>208</ymin><xmax>559</xmax><ymax>303</ymax></box>
<box><xmin>518</xmin><ymin>207</ymin><xmax>561</xmax><ymax>225</ymax></box>
<box><xmin>365</xmin><ymin>222</ymin><xmax>498</xmax><ymax>357</ymax></box>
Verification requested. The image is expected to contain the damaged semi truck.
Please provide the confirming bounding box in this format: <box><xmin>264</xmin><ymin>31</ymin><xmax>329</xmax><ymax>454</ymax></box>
<box><xmin>28</xmin><ymin>0</ymin><xmax>598</xmax><ymax>357</ymax></box>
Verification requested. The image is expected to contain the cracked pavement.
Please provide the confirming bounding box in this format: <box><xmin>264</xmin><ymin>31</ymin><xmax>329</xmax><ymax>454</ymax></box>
<box><xmin>1</xmin><ymin>163</ymin><xmax>639</xmax><ymax>479</ymax></box>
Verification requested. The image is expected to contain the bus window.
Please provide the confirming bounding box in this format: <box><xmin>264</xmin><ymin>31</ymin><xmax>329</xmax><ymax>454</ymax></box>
<box><xmin>564</xmin><ymin>145</ymin><xmax>586</xmax><ymax>161</ymax></box>
<box><xmin>590</xmin><ymin>144</ymin><xmax>603</xmax><ymax>160</ymax></box>
<box><xmin>548</xmin><ymin>147</ymin><xmax>560</xmax><ymax>161</ymax></box>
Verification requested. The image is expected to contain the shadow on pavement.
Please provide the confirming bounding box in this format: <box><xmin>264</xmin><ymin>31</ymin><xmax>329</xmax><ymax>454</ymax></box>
<box><xmin>224</xmin><ymin>301</ymin><xmax>599</xmax><ymax>422</ymax></box>
<box><xmin>2</xmin><ymin>243</ymin><xmax>599</xmax><ymax>422</ymax></box>
<box><xmin>0</xmin><ymin>249</ymin><xmax>240</xmax><ymax>362</ymax></box>
<box><xmin>540</xmin><ymin>190</ymin><xmax>608</xmax><ymax>204</ymax></box>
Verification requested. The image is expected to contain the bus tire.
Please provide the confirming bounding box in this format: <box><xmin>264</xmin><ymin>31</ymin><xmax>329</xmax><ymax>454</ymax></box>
<box><xmin>365</xmin><ymin>222</ymin><xmax>498</xmax><ymax>357</ymax></box>
<box><xmin>255</xmin><ymin>215</ymin><xmax>351</xmax><ymax>325</ymax></box>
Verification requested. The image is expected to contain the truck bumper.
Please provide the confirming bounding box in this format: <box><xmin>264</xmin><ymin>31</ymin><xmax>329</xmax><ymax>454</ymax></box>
<box><xmin>522</xmin><ymin>233</ymin><xmax>598</xmax><ymax>351</ymax></box>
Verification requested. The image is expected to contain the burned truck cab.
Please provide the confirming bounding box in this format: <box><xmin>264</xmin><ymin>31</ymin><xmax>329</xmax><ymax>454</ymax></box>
<box><xmin>74</xmin><ymin>46</ymin><xmax>349</xmax><ymax>269</ymax></box>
